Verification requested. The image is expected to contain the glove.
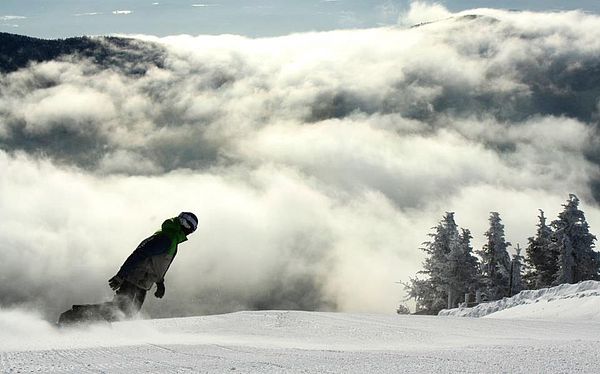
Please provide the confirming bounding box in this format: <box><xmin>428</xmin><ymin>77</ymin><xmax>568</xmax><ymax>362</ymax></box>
<box><xmin>155</xmin><ymin>281</ymin><xmax>165</xmax><ymax>298</ymax></box>
<box><xmin>108</xmin><ymin>275</ymin><xmax>124</xmax><ymax>291</ymax></box>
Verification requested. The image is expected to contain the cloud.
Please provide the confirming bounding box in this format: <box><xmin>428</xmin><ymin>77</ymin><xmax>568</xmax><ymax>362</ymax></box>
<box><xmin>19</xmin><ymin>85</ymin><xmax>116</xmax><ymax>134</ymax></box>
<box><xmin>1</xmin><ymin>5</ymin><xmax>600</xmax><ymax>320</ymax></box>
<box><xmin>0</xmin><ymin>15</ymin><xmax>26</xmax><ymax>28</ymax></box>
<box><xmin>0</xmin><ymin>15</ymin><xmax>26</xmax><ymax>21</ymax></box>
<box><xmin>0</xmin><ymin>151</ymin><xmax>422</xmax><ymax>318</ymax></box>
<box><xmin>98</xmin><ymin>150</ymin><xmax>164</xmax><ymax>175</ymax></box>
<box><xmin>74</xmin><ymin>12</ymin><xmax>102</xmax><ymax>17</ymax></box>
<box><xmin>399</xmin><ymin>1</ymin><xmax>451</xmax><ymax>26</ymax></box>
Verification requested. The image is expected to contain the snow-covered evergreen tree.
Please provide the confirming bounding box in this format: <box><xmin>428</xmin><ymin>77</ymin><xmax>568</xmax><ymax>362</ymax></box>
<box><xmin>524</xmin><ymin>210</ymin><xmax>558</xmax><ymax>289</ymax></box>
<box><xmin>405</xmin><ymin>212</ymin><xmax>459</xmax><ymax>313</ymax></box>
<box><xmin>404</xmin><ymin>276</ymin><xmax>437</xmax><ymax>313</ymax></box>
<box><xmin>405</xmin><ymin>213</ymin><xmax>480</xmax><ymax>312</ymax></box>
<box><xmin>460</xmin><ymin>229</ymin><xmax>482</xmax><ymax>293</ymax></box>
<box><xmin>554</xmin><ymin>235</ymin><xmax>575</xmax><ymax>284</ymax></box>
<box><xmin>510</xmin><ymin>244</ymin><xmax>524</xmax><ymax>295</ymax></box>
<box><xmin>552</xmin><ymin>194</ymin><xmax>599</xmax><ymax>284</ymax></box>
<box><xmin>446</xmin><ymin>228</ymin><xmax>481</xmax><ymax>306</ymax></box>
<box><xmin>478</xmin><ymin>212</ymin><xmax>512</xmax><ymax>300</ymax></box>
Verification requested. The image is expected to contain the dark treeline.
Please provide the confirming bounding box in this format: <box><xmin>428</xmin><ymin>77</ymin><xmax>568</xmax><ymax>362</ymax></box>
<box><xmin>405</xmin><ymin>194</ymin><xmax>599</xmax><ymax>314</ymax></box>
<box><xmin>0</xmin><ymin>32</ymin><xmax>165</xmax><ymax>75</ymax></box>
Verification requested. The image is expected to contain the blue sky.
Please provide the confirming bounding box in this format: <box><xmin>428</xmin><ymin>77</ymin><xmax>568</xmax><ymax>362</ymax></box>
<box><xmin>1</xmin><ymin>0</ymin><xmax>599</xmax><ymax>38</ymax></box>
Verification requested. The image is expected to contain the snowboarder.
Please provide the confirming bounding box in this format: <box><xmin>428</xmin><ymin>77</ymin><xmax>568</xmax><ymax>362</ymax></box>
<box><xmin>58</xmin><ymin>212</ymin><xmax>198</xmax><ymax>325</ymax></box>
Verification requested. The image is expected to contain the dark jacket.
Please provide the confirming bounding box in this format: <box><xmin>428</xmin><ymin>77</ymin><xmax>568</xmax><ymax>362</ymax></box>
<box><xmin>117</xmin><ymin>218</ymin><xmax>188</xmax><ymax>290</ymax></box>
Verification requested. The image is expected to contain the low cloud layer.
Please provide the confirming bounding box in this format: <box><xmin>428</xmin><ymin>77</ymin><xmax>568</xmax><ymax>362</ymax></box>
<box><xmin>1</xmin><ymin>3</ymin><xmax>600</xmax><ymax>320</ymax></box>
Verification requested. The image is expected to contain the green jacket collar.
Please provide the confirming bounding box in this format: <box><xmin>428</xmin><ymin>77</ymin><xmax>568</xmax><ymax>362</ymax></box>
<box><xmin>160</xmin><ymin>218</ymin><xmax>188</xmax><ymax>244</ymax></box>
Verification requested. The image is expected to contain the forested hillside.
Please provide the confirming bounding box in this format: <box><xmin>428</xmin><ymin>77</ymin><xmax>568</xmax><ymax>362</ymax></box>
<box><xmin>0</xmin><ymin>32</ymin><xmax>165</xmax><ymax>75</ymax></box>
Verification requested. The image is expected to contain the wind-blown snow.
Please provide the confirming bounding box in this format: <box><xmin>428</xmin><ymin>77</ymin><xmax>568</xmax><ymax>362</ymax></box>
<box><xmin>439</xmin><ymin>280</ymin><xmax>600</xmax><ymax>320</ymax></box>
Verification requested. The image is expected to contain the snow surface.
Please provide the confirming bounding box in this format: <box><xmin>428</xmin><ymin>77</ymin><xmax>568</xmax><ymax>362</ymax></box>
<box><xmin>3</xmin><ymin>283</ymin><xmax>600</xmax><ymax>373</ymax></box>
<box><xmin>439</xmin><ymin>280</ymin><xmax>600</xmax><ymax>320</ymax></box>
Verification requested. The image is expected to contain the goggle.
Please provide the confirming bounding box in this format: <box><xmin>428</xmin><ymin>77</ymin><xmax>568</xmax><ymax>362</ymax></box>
<box><xmin>179</xmin><ymin>216</ymin><xmax>194</xmax><ymax>231</ymax></box>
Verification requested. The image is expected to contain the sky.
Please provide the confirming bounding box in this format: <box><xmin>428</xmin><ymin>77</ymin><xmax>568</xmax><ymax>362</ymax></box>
<box><xmin>0</xmin><ymin>0</ymin><xmax>599</xmax><ymax>38</ymax></box>
<box><xmin>1</xmin><ymin>3</ymin><xmax>600</xmax><ymax>320</ymax></box>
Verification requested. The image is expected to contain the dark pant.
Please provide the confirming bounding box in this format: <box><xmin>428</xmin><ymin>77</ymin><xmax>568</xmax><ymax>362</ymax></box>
<box><xmin>113</xmin><ymin>281</ymin><xmax>147</xmax><ymax>317</ymax></box>
<box><xmin>58</xmin><ymin>281</ymin><xmax>147</xmax><ymax>325</ymax></box>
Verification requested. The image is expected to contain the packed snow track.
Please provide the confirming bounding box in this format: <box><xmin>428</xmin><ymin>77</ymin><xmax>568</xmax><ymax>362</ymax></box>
<box><xmin>2</xmin><ymin>309</ymin><xmax>600</xmax><ymax>373</ymax></box>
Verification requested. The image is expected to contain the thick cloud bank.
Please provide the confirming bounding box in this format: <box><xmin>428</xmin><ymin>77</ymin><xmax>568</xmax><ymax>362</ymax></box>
<box><xmin>1</xmin><ymin>4</ymin><xmax>600</xmax><ymax>319</ymax></box>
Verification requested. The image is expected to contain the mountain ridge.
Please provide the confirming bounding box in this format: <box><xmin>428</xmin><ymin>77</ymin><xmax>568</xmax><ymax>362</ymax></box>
<box><xmin>0</xmin><ymin>32</ymin><xmax>165</xmax><ymax>75</ymax></box>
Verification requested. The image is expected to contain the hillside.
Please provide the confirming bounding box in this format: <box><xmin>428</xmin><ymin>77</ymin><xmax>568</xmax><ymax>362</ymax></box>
<box><xmin>2</xmin><ymin>297</ymin><xmax>600</xmax><ymax>372</ymax></box>
<box><xmin>0</xmin><ymin>32</ymin><xmax>165</xmax><ymax>75</ymax></box>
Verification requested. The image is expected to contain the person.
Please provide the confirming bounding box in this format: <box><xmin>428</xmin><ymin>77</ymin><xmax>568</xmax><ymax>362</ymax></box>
<box><xmin>57</xmin><ymin>211</ymin><xmax>198</xmax><ymax>325</ymax></box>
<box><xmin>107</xmin><ymin>211</ymin><xmax>198</xmax><ymax>317</ymax></box>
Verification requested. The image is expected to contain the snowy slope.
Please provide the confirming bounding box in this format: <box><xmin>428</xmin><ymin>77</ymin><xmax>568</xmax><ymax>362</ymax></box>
<box><xmin>439</xmin><ymin>280</ymin><xmax>600</xmax><ymax>320</ymax></box>
<box><xmin>2</xmin><ymin>307</ymin><xmax>600</xmax><ymax>373</ymax></box>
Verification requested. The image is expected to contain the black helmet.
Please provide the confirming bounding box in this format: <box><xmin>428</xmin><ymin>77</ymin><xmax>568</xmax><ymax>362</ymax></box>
<box><xmin>178</xmin><ymin>212</ymin><xmax>198</xmax><ymax>234</ymax></box>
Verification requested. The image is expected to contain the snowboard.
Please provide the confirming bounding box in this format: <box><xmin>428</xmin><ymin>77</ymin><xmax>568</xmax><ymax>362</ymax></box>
<box><xmin>57</xmin><ymin>302</ymin><xmax>122</xmax><ymax>327</ymax></box>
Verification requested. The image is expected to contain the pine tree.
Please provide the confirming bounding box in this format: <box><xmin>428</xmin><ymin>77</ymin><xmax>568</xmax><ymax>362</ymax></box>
<box><xmin>552</xmin><ymin>194</ymin><xmax>599</xmax><ymax>284</ymax></box>
<box><xmin>510</xmin><ymin>244</ymin><xmax>524</xmax><ymax>295</ymax></box>
<box><xmin>446</xmin><ymin>228</ymin><xmax>482</xmax><ymax>305</ymax></box>
<box><xmin>524</xmin><ymin>210</ymin><xmax>557</xmax><ymax>289</ymax></box>
<box><xmin>405</xmin><ymin>213</ymin><xmax>481</xmax><ymax>312</ymax></box>
<box><xmin>478</xmin><ymin>212</ymin><xmax>512</xmax><ymax>300</ymax></box>
<box><xmin>404</xmin><ymin>276</ymin><xmax>437</xmax><ymax>313</ymax></box>
<box><xmin>554</xmin><ymin>235</ymin><xmax>575</xmax><ymax>284</ymax></box>
<box><xmin>405</xmin><ymin>212</ymin><xmax>460</xmax><ymax>313</ymax></box>
<box><xmin>460</xmin><ymin>229</ymin><xmax>482</xmax><ymax>293</ymax></box>
<box><xmin>445</xmin><ymin>227</ymin><xmax>466</xmax><ymax>308</ymax></box>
